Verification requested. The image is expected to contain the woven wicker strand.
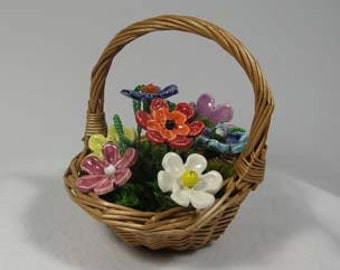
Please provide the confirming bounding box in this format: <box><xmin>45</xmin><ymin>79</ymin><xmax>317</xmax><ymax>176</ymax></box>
<box><xmin>64</xmin><ymin>14</ymin><xmax>274</xmax><ymax>250</ymax></box>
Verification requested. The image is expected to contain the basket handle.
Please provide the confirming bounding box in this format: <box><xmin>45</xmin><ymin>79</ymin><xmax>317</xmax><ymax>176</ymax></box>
<box><xmin>84</xmin><ymin>14</ymin><xmax>274</xmax><ymax>188</ymax></box>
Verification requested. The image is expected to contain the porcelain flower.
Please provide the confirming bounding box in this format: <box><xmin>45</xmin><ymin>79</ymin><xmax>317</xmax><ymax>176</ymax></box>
<box><xmin>107</xmin><ymin>126</ymin><xmax>136</xmax><ymax>143</ymax></box>
<box><xmin>158</xmin><ymin>152</ymin><xmax>223</xmax><ymax>209</ymax></box>
<box><xmin>136</xmin><ymin>98</ymin><xmax>204</xmax><ymax>148</ymax></box>
<box><xmin>196</xmin><ymin>93</ymin><xmax>233</xmax><ymax>125</ymax></box>
<box><xmin>120</xmin><ymin>84</ymin><xmax>178</xmax><ymax>101</ymax></box>
<box><xmin>197</xmin><ymin>123</ymin><xmax>248</xmax><ymax>154</ymax></box>
<box><xmin>89</xmin><ymin>127</ymin><xmax>136</xmax><ymax>159</ymax></box>
<box><xmin>76</xmin><ymin>143</ymin><xmax>138</xmax><ymax>195</ymax></box>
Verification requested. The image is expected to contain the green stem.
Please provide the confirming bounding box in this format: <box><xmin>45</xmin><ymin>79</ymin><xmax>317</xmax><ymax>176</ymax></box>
<box><xmin>113</xmin><ymin>114</ymin><xmax>127</xmax><ymax>153</ymax></box>
<box><xmin>137</xmin><ymin>126</ymin><xmax>142</xmax><ymax>148</ymax></box>
<box><xmin>142</xmin><ymin>100</ymin><xmax>151</xmax><ymax>113</ymax></box>
<box><xmin>132</xmin><ymin>85</ymin><xmax>143</xmax><ymax>148</ymax></box>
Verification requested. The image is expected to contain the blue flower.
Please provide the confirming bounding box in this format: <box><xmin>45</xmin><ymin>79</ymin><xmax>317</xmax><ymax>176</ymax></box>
<box><xmin>196</xmin><ymin>123</ymin><xmax>248</xmax><ymax>154</ymax></box>
<box><xmin>120</xmin><ymin>84</ymin><xmax>178</xmax><ymax>101</ymax></box>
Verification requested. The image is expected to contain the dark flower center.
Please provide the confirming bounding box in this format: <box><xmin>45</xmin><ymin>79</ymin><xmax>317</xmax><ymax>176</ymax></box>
<box><xmin>165</xmin><ymin>119</ymin><xmax>176</xmax><ymax>130</ymax></box>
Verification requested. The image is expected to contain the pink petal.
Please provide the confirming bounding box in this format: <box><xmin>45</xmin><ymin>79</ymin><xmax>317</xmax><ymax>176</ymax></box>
<box><xmin>114</xmin><ymin>168</ymin><xmax>132</xmax><ymax>186</ymax></box>
<box><xmin>75</xmin><ymin>175</ymin><xmax>107</xmax><ymax>193</ymax></box>
<box><xmin>93</xmin><ymin>178</ymin><xmax>114</xmax><ymax>195</ymax></box>
<box><xmin>115</xmin><ymin>148</ymin><xmax>138</xmax><ymax>169</ymax></box>
<box><xmin>102</xmin><ymin>143</ymin><xmax>120</xmax><ymax>165</ymax></box>
<box><xmin>81</xmin><ymin>156</ymin><xmax>104</xmax><ymax>175</ymax></box>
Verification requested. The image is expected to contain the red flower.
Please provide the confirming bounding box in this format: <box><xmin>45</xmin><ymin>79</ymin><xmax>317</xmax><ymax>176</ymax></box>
<box><xmin>136</xmin><ymin>98</ymin><xmax>204</xmax><ymax>148</ymax></box>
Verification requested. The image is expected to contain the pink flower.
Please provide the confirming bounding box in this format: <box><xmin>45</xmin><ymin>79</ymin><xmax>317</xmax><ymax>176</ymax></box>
<box><xmin>76</xmin><ymin>143</ymin><xmax>138</xmax><ymax>195</ymax></box>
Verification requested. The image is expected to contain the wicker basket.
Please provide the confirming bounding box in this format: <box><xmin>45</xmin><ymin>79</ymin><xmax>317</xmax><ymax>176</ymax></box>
<box><xmin>64</xmin><ymin>14</ymin><xmax>274</xmax><ymax>251</ymax></box>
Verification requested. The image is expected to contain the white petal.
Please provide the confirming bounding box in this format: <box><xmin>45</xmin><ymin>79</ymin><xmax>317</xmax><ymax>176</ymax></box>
<box><xmin>196</xmin><ymin>170</ymin><xmax>223</xmax><ymax>194</ymax></box>
<box><xmin>190</xmin><ymin>190</ymin><xmax>216</xmax><ymax>209</ymax></box>
<box><xmin>162</xmin><ymin>152</ymin><xmax>185</xmax><ymax>177</ymax></box>
<box><xmin>157</xmin><ymin>171</ymin><xmax>175</xmax><ymax>193</ymax></box>
<box><xmin>170</xmin><ymin>188</ymin><xmax>190</xmax><ymax>207</ymax></box>
<box><xmin>185</xmin><ymin>153</ymin><xmax>207</xmax><ymax>174</ymax></box>
<box><xmin>171</xmin><ymin>178</ymin><xmax>184</xmax><ymax>196</ymax></box>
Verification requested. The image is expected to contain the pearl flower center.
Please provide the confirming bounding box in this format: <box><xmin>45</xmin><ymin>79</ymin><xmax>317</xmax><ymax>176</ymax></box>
<box><xmin>104</xmin><ymin>164</ymin><xmax>116</xmax><ymax>176</ymax></box>
<box><xmin>181</xmin><ymin>170</ymin><xmax>199</xmax><ymax>188</ymax></box>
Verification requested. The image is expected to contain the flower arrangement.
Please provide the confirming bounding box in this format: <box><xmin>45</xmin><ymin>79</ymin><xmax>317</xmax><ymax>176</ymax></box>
<box><xmin>76</xmin><ymin>84</ymin><xmax>248</xmax><ymax>211</ymax></box>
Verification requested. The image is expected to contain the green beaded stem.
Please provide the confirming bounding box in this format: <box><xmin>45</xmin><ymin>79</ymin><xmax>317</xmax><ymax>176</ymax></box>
<box><xmin>113</xmin><ymin>114</ymin><xmax>128</xmax><ymax>152</ymax></box>
<box><xmin>132</xmin><ymin>85</ymin><xmax>143</xmax><ymax>146</ymax></box>
<box><xmin>132</xmin><ymin>85</ymin><xmax>142</xmax><ymax>114</ymax></box>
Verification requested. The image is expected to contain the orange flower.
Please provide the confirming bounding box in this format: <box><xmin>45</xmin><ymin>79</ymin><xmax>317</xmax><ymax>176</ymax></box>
<box><xmin>142</xmin><ymin>83</ymin><xmax>160</xmax><ymax>94</ymax></box>
<box><xmin>136</xmin><ymin>99</ymin><xmax>204</xmax><ymax>148</ymax></box>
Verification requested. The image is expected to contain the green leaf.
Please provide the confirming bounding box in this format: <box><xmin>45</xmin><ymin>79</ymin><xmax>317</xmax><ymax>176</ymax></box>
<box><xmin>196</xmin><ymin>117</ymin><xmax>215</xmax><ymax>129</ymax></box>
<box><xmin>167</xmin><ymin>100</ymin><xmax>176</xmax><ymax>111</ymax></box>
<box><xmin>207</xmin><ymin>158</ymin><xmax>235</xmax><ymax>179</ymax></box>
<box><xmin>210</xmin><ymin>131</ymin><xmax>227</xmax><ymax>143</ymax></box>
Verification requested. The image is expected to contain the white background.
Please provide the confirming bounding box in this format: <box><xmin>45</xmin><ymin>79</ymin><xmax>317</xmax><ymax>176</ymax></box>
<box><xmin>0</xmin><ymin>1</ymin><xmax>339</xmax><ymax>269</ymax></box>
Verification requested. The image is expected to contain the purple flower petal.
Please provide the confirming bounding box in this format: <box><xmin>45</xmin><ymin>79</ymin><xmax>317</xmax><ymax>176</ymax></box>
<box><xmin>197</xmin><ymin>94</ymin><xmax>215</xmax><ymax>119</ymax></box>
<box><xmin>102</xmin><ymin>143</ymin><xmax>120</xmax><ymax>165</ymax></box>
<box><xmin>75</xmin><ymin>175</ymin><xmax>107</xmax><ymax>193</ymax></box>
<box><xmin>93</xmin><ymin>178</ymin><xmax>114</xmax><ymax>195</ymax></box>
<box><xmin>196</xmin><ymin>94</ymin><xmax>233</xmax><ymax>125</ymax></box>
<box><xmin>115</xmin><ymin>148</ymin><xmax>138</xmax><ymax>169</ymax></box>
<box><xmin>208</xmin><ymin>104</ymin><xmax>233</xmax><ymax>125</ymax></box>
<box><xmin>114</xmin><ymin>168</ymin><xmax>132</xmax><ymax>187</ymax></box>
<box><xmin>81</xmin><ymin>156</ymin><xmax>104</xmax><ymax>175</ymax></box>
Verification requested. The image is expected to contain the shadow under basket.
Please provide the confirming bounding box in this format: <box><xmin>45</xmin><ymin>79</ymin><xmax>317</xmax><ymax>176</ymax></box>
<box><xmin>64</xmin><ymin>14</ymin><xmax>274</xmax><ymax>251</ymax></box>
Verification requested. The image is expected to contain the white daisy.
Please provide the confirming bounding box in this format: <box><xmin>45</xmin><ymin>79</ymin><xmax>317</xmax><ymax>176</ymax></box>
<box><xmin>158</xmin><ymin>152</ymin><xmax>223</xmax><ymax>209</ymax></box>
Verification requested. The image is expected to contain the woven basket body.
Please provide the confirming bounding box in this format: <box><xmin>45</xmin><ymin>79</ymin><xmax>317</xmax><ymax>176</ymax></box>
<box><xmin>64</xmin><ymin>15</ymin><xmax>274</xmax><ymax>250</ymax></box>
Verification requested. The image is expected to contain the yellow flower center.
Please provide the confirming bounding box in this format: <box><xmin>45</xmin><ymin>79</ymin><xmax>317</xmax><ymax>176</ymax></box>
<box><xmin>181</xmin><ymin>170</ymin><xmax>199</xmax><ymax>187</ymax></box>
